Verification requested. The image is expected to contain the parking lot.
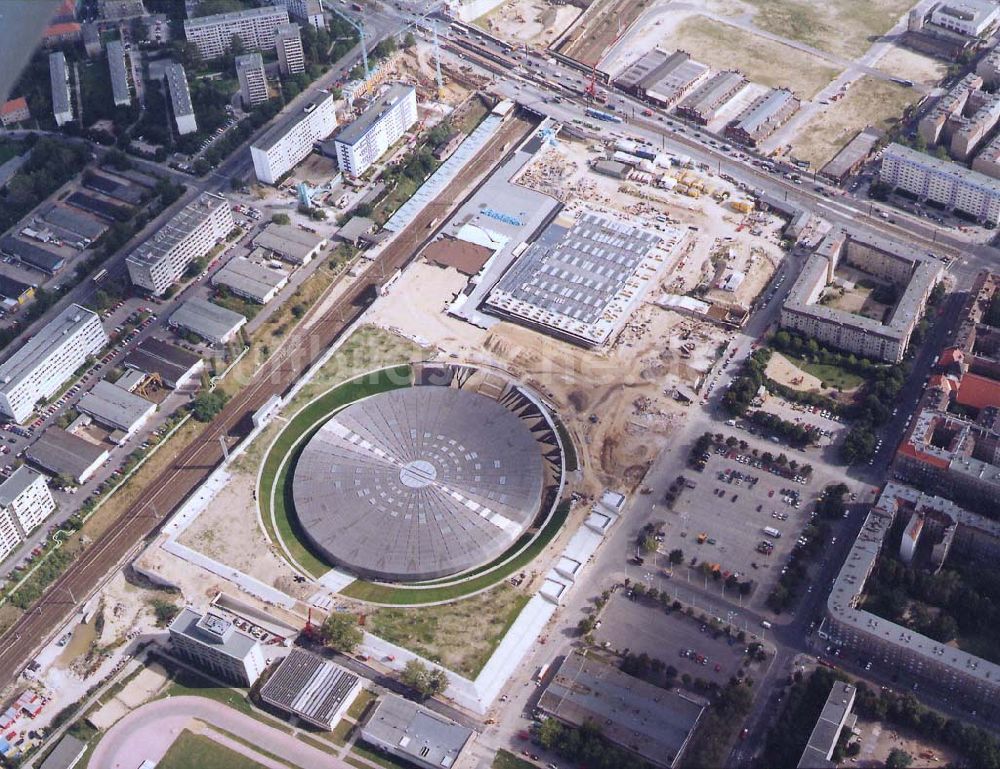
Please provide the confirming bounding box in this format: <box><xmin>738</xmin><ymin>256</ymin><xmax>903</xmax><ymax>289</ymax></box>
<box><xmin>666</xmin><ymin>447</ymin><xmax>819</xmax><ymax>609</ymax></box>
<box><xmin>594</xmin><ymin>594</ymin><xmax>748</xmax><ymax>686</ymax></box>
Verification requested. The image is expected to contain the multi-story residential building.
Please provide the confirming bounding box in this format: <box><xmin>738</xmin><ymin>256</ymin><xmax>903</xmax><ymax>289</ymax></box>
<box><xmin>274</xmin><ymin>0</ymin><xmax>326</xmax><ymax>29</ymax></box>
<box><xmin>236</xmin><ymin>53</ymin><xmax>268</xmax><ymax>109</ymax></box>
<box><xmin>0</xmin><ymin>507</ymin><xmax>20</xmax><ymax>561</ymax></box>
<box><xmin>879</xmin><ymin>142</ymin><xmax>1000</xmax><ymax>224</ymax></box>
<box><xmin>930</xmin><ymin>0</ymin><xmax>1000</xmax><ymax>37</ymax></box>
<box><xmin>168</xmin><ymin>607</ymin><xmax>266</xmax><ymax>686</ymax></box>
<box><xmin>275</xmin><ymin>22</ymin><xmax>305</xmax><ymax>75</ymax></box>
<box><xmin>0</xmin><ymin>305</ymin><xmax>107</xmax><ymax>424</ymax></box>
<box><xmin>918</xmin><ymin>73</ymin><xmax>981</xmax><ymax>146</ymax></box>
<box><xmin>107</xmin><ymin>39</ymin><xmax>131</xmax><ymax>107</ymax></box>
<box><xmin>971</xmin><ymin>131</ymin><xmax>1000</xmax><ymax>178</ymax></box>
<box><xmin>0</xmin><ymin>466</ymin><xmax>56</xmax><ymax>540</ymax></box>
<box><xmin>977</xmin><ymin>45</ymin><xmax>1000</xmax><ymax>88</ymax></box>
<box><xmin>184</xmin><ymin>5</ymin><xmax>289</xmax><ymax>60</ymax></box>
<box><xmin>49</xmin><ymin>52</ymin><xmax>72</xmax><ymax>126</ymax></box>
<box><xmin>250</xmin><ymin>93</ymin><xmax>336</xmax><ymax>184</ymax></box>
<box><xmin>0</xmin><ymin>97</ymin><xmax>31</xmax><ymax>128</ymax></box>
<box><xmin>165</xmin><ymin>63</ymin><xmax>197</xmax><ymax>136</ymax></box>
<box><xmin>334</xmin><ymin>84</ymin><xmax>418</xmax><ymax>177</ymax></box>
<box><xmin>779</xmin><ymin>230</ymin><xmax>942</xmax><ymax>363</ymax></box>
<box><xmin>725</xmin><ymin>88</ymin><xmax>800</xmax><ymax>146</ymax></box>
<box><xmin>126</xmin><ymin>192</ymin><xmax>234</xmax><ymax>295</ymax></box>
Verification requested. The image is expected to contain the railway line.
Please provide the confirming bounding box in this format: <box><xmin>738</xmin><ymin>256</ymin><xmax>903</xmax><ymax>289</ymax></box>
<box><xmin>0</xmin><ymin>112</ymin><xmax>536</xmax><ymax>692</ymax></box>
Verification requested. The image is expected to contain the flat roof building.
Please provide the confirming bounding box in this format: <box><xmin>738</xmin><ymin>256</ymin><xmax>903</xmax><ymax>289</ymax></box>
<box><xmin>236</xmin><ymin>53</ymin><xmax>268</xmax><ymax>109</ymax></box>
<box><xmin>275</xmin><ymin>22</ymin><xmax>305</xmax><ymax>75</ymax></box>
<box><xmin>26</xmin><ymin>428</ymin><xmax>109</xmax><ymax>484</ymax></box>
<box><xmin>0</xmin><ymin>236</ymin><xmax>65</xmax><ymax>275</ymax></box>
<box><xmin>184</xmin><ymin>5</ymin><xmax>289</xmax><ymax>60</ymax></box>
<box><xmin>40</xmin><ymin>204</ymin><xmax>107</xmax><ymax>244</ymax></box>
<box><xmin>726</xmin><ymin>88</ymin><xmax>800</xmax><ymax>146</ymax></box>
<box><xmin>820</xmin><ymin>128</ymin><xmax>879</xmax><ymax>184</ymax></box>
<box><xmin>360</xmin><ymin>695</ymin><xmax>474</xmax><ymax>769</ymax></box>
<box><xmin>77</xmin><ymin>379</ymin><xmax>156</xmax><ymax>439</ymax></box>
<box><xmin>124</xmin><ymin>337</ymin><xmax>203</xmax><ymax>389</ymax></box>
<box><xmin>614</xmin><ymin>49</ymin><xmax>710</xmax><ymax>108</ymax></box>
<box><xmin>930</xmin><ymin>0</ymin><xmax>1000</xmax><ymax>37</ymax></box>
<box><xmin>211</xmin><ymin>257</ymin><xmax>289</xmax><ymax>304</ymax></box>
<box><xmin>38</xmin><ymin>734</ymin><xmax>86</xmax><ymax>769</ymax></box>
<box><xmin>0</xmin><ymin>467</ymin><xmax>55</xmax><ymax>560</ymax></box>
<box><xmin>165</xmin><ymin>63</ymin><xmax>197</xmax><ymax>136</ymax></box>
<box><xmin>797</xmin><ymin>683</ymin><xmax>857</xmax><ymax>769</ymax></box>
<box><xmin>259</xmin><ymin>648</ymin><xmax>361</xmax><ymax>729</ymax></box>
<box><xmin>170</xmin><ymin>297</ymin><xmax>246</xmax><ymax>345</ymax></box>
<box><xmin>106</xmin><ymin>40</ymin><xmax>131</xmax><ymax>107</ymax></box>
<box><xmin>49</xmin><ymin>52</ymin><xmax>72</xmax><ymax>126</ymax></box>
<box><xmin>253</xmin><ymin>223</ymin><xmax>325</xmax><ymax>264</ymax></box>
<box><xmin>0</xmin><ymin>304</ymin><xmax>107</xmax><ymax>424</ymax></box>
<box><xmin>127</xmin><ymin>192</ymin><xmax>234</xmax><ymax>295</ymax></box>
<box><xmin>537</xmin><ymin>653</ymin><xmax>705</xmax><ymax>768</ymax></box>
<box><xmin>251</xmin><ymin>93</ymin><xmax>336</xmax><ymax>184</ymax></box>
<box><xmin>274</xmin><ymin>0</ymin><xmax>326</xmax><ymax>29</ymax></box>
<box><xmin>334</xmin><ymin>84</ymin><xmax>417</xmax><ymax>178</ymax></box>
<box><xmin>168</xmin><ymin>607</ymin><xmax>266</xmax><ymax>686</ymax></box>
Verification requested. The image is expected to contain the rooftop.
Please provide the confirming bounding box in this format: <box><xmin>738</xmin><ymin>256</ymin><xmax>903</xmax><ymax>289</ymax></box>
<box><xmin>106</xmin><ymin>39</ymin><xmax>130</xmax><ymax>104</ymax></box>
<box><xmin>253</xmin><ymin>92</ymin><xmax>335</xmax><ymax>152</ymax></box>
<box><xmin>170</xmin><ymin>297</ymin><xmax>246</xmax><ymax>342</ymax></box>
<box><xmin>0</xmin><ymin>236</ymin><xmax>64</xmax><ymax>273</ymax></box>
<box><xmin>77</xmin><ymin>379</ymin><xmax>154</xmax><ymax>431</ymax></box>
<box><xmin>26</xmin><ymin>428</ymin><xmax>108</xmax><ymax>481</ymax></box>
<box><xmin>422</xmin><ymin>236</ymin><xmax>494</xmax><ymax>275</ymax></box>
<box><xmin>335</xmin><ymin>84</ymin><xmax>414</xmax><ymax>147</ymax></box>
<box><xmin>124</xmin><ymin>337</ymin><xmax>201</xmax><ymax>386</ymax></box>
<box><xmin>0</xmin><ymin>305</ymin><xmax>101</xmax><ymax>389</ymax></box>
<box><xmin>0</xmin><ymin>466</ymin><xmax>44</xmax><ymax>508</ymax></box>
<box><xmin>1</xmin><ymin>97</ymin><xmax>28</xmax><ymax>116</ymax></box>
<box><xmin>259</xmin><ymin>648</ymin><xmax>360</xmax><ymax>728</ymax></box>
<box><xmin>797</xmin><ymin>682</ymin><xmax>856</xmax><ymax>769</ymax></box>
<box><xmin>253</xmin><ymin>223</ymin><xmax>325</xmax><ymax>261</ymax></box>
<box><xmin>734</xmin><ymin>88</ymin><xmax>797</xmax><ymax>135</ymax></box>
<box><xmin>38</xmin><ymin>734</ymin><xmax>86</xmax><ymax>769</ymax></box>
<box><xmin>885</xmin><ymin>142</ymin><xmax>1000</xmax><ymax>192</ymax></box>
<box><xmin>127</xmin><ymin>192</ymin><xmax>229</xmax><ymax>269</ymax></box>
<box><xmin>49</xmin><ymin>51</ymin><xmax>70</xmax><ymax>116</ymax></box>
<box><xmin>361</xmin><ymin>694</ymin><xmax>473</xmax><ymax>769</ymax></box>
<box><xmin>165</xmin><ymin>62</ymin><xmax>194</xmax><ymax>119</ymax></box>
<box><xmin>169</xmin><ymin>607</ymin><xmax>260</xmax><ymax>660</ymax></box>
<box><xmin>212</xmin><ymin>257</ymin><xmax>288</xmax><ymax>300</ymax></box>
<box><xmin>821</xmin><ymin>128</ymin><xmax>879</xmax><ymax>179</ymax></box>
<box><xmin>184</xmin><ymin>4</ymin><xmax>287</xmax><ymax>30</ymax></box>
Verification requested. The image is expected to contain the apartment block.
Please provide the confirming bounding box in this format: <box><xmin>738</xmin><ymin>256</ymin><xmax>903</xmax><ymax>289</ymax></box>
<box><xmin>274</xmin><ymin>0</ymin><xmax>326</xmax><ymax>29</ymax></box>
<box><xmin>250</xmin><ymin>93</ymin><xmax>336</xmax><ymax>185</ymax></box>
<box><xmin>879</xmin><ymin>142</ymin><xmax>1000</xmax><ymax>225</ymax></box>
<box><xmin>165</xmin><ymin>63</ymin><xmax>197</xmax><ymax>136</ymax></box>
<box><xmin>49</xmin><ymin>52</ymin><xmax>72</xmax><ymax>127</ymax></box>
<box><xmin>107</xmin><ymin>39</ymin><xmax>132</xmax><ymax>107</ymax></box>
<box><xmin>725</xmin><ymin>88</ymin><xmax>799</xmax><ymax>147</ymax></box>
<box><xmin>918</xmin><ymin>73</ymin><xmax>981</xmax><ymax>146</ymax></box>
<box><xmin>236</xmin><ymin>53</ymin><xmax>268</xmax><ymax>109</ymax></box>
<box><xmin>0</xmin><ymin>508</ymin><xmax>20</xmax><ymax>561</ymax></box>
<box><xmin>184</xmin><ymin>5</ymin><xmax>289</xmax><ymax>60</ymax></box>
<box><xmin>275</xmin><ymin>22</ymin><xmax>305</xmax><ymax>76</ymax></box>
<box><xmin>0</xmin><ymin>466</ymin><xmax>56</xmax><ymax>539</ymax></box>
<box><xmin>334</xmin><ymin>84</ymin><xmax>417</xmax><ymax>177</ymax></box>
<box><xmin>0</xmin><ymin>97</ymin><xmax>31</xmax><ymax>128</ymax></box>
<box><xmin>168</xmin><ymin>607</ymin><xmax>266</xmax><ymax>686</ymax></box>
<box><xmin>972</xmin><ymin>132</ymin><xmax>1000</xmax><ymax>179</ymax></box>
<box><xmin>126</xmin><ymin>192</ymin><xmax>234</xmax><ymax>295</ymax></box>
<box><xmin>0</xmin><ymin>305</ymin><xmax>107</xmax><ymax>424</ymax></box>
<box><xmin>977</xmin><ymin>45</ymin><xmax>1000</xmax><ymax>88</ymax></box>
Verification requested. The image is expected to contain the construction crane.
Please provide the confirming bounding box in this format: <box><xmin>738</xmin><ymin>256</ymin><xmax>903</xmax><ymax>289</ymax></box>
<box><xmin>327</xmin><ymin>2</ymin><xmax>369</xmax><ymax>79</ymax></box>
<box><xmin>432</xmin><ymin>23</ymin><xmax>445</xmax><ymax>101</ymax></box>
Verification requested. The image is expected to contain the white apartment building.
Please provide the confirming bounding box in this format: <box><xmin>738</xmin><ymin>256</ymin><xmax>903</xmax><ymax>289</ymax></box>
<box><xmin>169</xmin><ymin>607</ymin><xmax>266</xmax><ymax>686</ymax></box>
<box><xmin>49</xmin><ymin>51</ymin><xmax>72</xmax><ymax>126</ymax></box>
<box><xmin>184</xmin><ymin>5</ymin><xmax>289</xmax><ymax>60</ymax></box>
<box><xmin>274</xmin><ymin>0</ymin><xmax>326</xmax><ymax>29</ymax></box>
<box><xmin>930</xmin><ymin>0</ymin><xmax>1000</xmax><ymax>37</ymax></box>
<box><xmin>0</xmin><ymin>467</ymin><xmax>56</xmax><ymax>538</ymax></box>
<box><xmin>126</xmin><ymin>192</ymin><xmax>234</xmax><ymax>295</ymax></box>
<box><xmin>0</xmin><ymin>305</ymin><xmax>107</xmax><ymax>424</ymax></box>
<box><xmin>250</xmin><ymin>93</ymin><xmax>336</xmax><ymax>184</ymax></box>
<box><xmin>0</xmin><ymin>508</ymin><xmax>20</xmax><ymax>561</ymax></box>
<box><xmin>236</xmin><ymin>53</ymin><xmax>268</xmax><ymax>108</ymax></box>
<box><xmin>275</xmin><ymin>22</ymin><xmax>305</xmax><ymax>75</ymax></box>
<box><xmin>335</xmin><ymin>84</ymin><xmax>418</xmax><ymax>177</ymax></box>
<box><xmin>879</xmin><ymin>142</ymin><xmax>1000</xmax><ymax>224</ymax></box>
<box><xmin>165</xmin><ymin>62</ymin><xmax>198</xmax><ymax>136</ymax></box>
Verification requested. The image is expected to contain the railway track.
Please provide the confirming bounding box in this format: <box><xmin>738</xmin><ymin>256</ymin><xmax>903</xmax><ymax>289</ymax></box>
<box><xmin>0</xmin><ymin>113</ymin><xmax>536</xmax><ymax>691</ymax></box>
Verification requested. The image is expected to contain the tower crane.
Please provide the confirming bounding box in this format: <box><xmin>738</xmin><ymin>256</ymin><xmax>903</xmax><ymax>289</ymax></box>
<box><xmin>326</xmin><ymin>2</ymin><xmax>370</xmax><ymax>79</ymax></box>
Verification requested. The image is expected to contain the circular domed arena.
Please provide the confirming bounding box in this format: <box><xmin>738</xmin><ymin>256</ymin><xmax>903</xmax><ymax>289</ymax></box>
<box><xmin>290</xmin><ymin>381</ymin><xmax>550</xmax><ymax>582</ymax></box>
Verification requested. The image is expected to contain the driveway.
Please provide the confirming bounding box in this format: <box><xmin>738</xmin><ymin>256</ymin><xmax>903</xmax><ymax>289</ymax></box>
<box><xmin>88</xmin><ymin>695</ymin><xmax>353</xmax><ymax>768</ymax></box>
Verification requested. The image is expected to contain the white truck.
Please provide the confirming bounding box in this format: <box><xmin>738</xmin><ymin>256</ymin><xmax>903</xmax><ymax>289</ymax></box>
<box><xmin>763</xmin><ymin>526</ymin><xmax>782</xmax><ymax>539</ymax></box>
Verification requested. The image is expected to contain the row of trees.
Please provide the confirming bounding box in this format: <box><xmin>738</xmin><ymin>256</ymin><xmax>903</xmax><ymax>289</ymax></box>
<box><xmin>535</xmin><ymin>719</ymin><xmax>656</xmax><ymax>769</ymax></box>
<box><xmin>0</xmin><ymin>136</ymin><xmax>90</xmax><ymax>233</ymax></box>
<box><xmin>761</xmin><ymin>668</ymin><xmax>849</xmax><ymax>768</ymax></box>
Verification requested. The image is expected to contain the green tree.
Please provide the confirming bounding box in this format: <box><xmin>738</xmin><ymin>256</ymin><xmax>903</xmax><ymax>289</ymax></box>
<box><xmin>321</xmin><ymin>612</ymin><xmax>363</xmax><ymax>652</ymax></box>
<box><xmin>886</xmin><ymin>749</ymin><xmax>913</xmax><ymax>769</ymax></box>
<box><xmin>401</xmin><ymin>659</ymin><xmax>449</xmax><ymax>699</ymax></box>
<box><xmin>668</xmin><ymin>549</ymin><xmax>684</xmax><ymax>565</ymax></box>
<box><xmin>271</xmin><ymin>213</ymin><xmax>291</xmax><ymax>225</ymax></box>
<box><xmin>190</xmin><ymin>391</ymin><xmax>229</xmax><ymax>422</ymax></box>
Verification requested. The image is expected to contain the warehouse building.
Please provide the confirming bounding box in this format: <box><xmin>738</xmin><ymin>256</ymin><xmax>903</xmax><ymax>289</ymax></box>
<box><xmin>0</xmin><ymin>275</ymin><xmax>35</xmax><ymax>306</ymax></box>
<box><xmin>879</xmin><ymin>142</ymin><xmax>1000</xmax><ymax>224</ymax></box>
<box><xmin>183</xmin><ymin>5</ymin><xmax>289</xmax><ymax>60</ymax></box>
<box><xmin>0</xmin><ymin>467</ymin><xmax>56</xmax><ymax>559</ymax></box>
<box><xmin>236</xmin><ymin>53</ymin><xmax>268</xmax><ymax>109</ymax></box>
<box><xmin>537</xmin><ymin>653</ymin><xmax>705</xmax><ymax>768</ymax></box>
<box><xmin>170</xmin><ymin>298</ymin><xmax>246</xmax><ymax>345</ymax></box>
<box><xmin>360</xmin><ymin>695</ymin><xmax>474</xmax><ymax>769</ymax></box>
<box><xmin>49</xmin><ymin>52</ymin><xmax>72</xmax><ymax>126</ymax></box>
<box><xmin>168</xmin><ymin>607</ymin><xmax>266</xmax><ymax>686</ymax></box>
<box><xmin>334</xmin><ymin>84</ymin><xmax>417</xmax><ymax>178</ymax></box>
<box><xmin>126</xmin><ymin>192</ymin><xmax>234</xmax><ymax>295</ymax></box>
<box><xmin>0</xmin><ymin>236</ymin><xmax>65</xmax><ymax>275</ymax></box>
<box><xmin>253</xmin><ymin>223</ymin><xmax>325</xmax><ymax>264</ymax></box>
<box><xmin>614</xmin><ymin>49</ymin><xmax>709</xmax><ymax>108</ymax></box>
<box><xmin>676</xmin><ymin>70</ymin><xmax>748</xmax><ymax>125</ymax></box>
<box><xmin>726</xmin><ymin>88</ymin><xmax>800</xmax><ymax>146</ymax></box>
<box><xmin>820</xmin><ymin>129</ymin><xmax>879</xmax><ymax>184</ymax></box>
<box><xmin>930</xmin><ymin>0</ymin><xmax>1000</xmax><ymax>37</ymax></box>
<box><xmin>165</xmin><ymin>63</ymin><xmax>197</xmax><ymax>136</ymax></box>
<box><xmin>250</xmin><ymin>93</ymin><xmax>336</xmax><ymax>185</ymax></box>
<box><xmin>40</xmin><ymin>204</ymin><xmax>107</xmax><ymax>245</ymax></box>
<box><xmin>211</xmin><ymin>257</ymin><xmax>289</xmax><ymax>304</ymax></box>
<box><xmin>26</xmin><ymin>428</ymin><xmax>109</xmax><ymax>484</ymax></box>
<box><xmin>124</xmin><ymin>337</ymin><xmax>203</xmax><ymax>389</ymax></box>
<box><xmin>0</xmin><ymin>305</ymin><xmax>107</xmax><ymax>423</ymax></box>
<box><xmin>77</xmin><ymin>379</ymin><xmax>156</xmax><ymax>440</ymax></box>
<box><xmin>37</xmin><ymin>734</ymin><xmax>86</xmax><ymax>769</ymax></box>
<box><xmin>259</xmin><ymin>649</ymin><xmax>361</xmax><ymax>729</ymax></box>
<box><xmin>275</xmin><ymin>22</ymin><xmax>305</xmax><ymax>75</ymax></box>
<box><xmin>107</xmin><ymin>39</ymin><xmax>131</xmax><ymax>107</ymax></box>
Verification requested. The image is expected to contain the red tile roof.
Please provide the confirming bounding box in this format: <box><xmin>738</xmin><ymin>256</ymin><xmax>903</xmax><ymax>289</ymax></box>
<box><xmin>43</xmin><ymin>21</ymin><xmax>81</xmax><ymax>39</ymax></box>
<box><xmin>955</xmin><ymin>372</ymin><xmax>1000</xmax><ymax>411</ymax></box>
<box><xmin>0</xmin><ymin>98</ymin><xmax>28</xmax><ymax>116</ymax></box>
<box><xmin>937</xmin><ymin>347</ymin><xmax>963</xmax><ymax>368</ymax></box>
<box><xmin>896</xmin><ymin>441</ymin><xmax>950</xmax><ymax>470</ymax></box>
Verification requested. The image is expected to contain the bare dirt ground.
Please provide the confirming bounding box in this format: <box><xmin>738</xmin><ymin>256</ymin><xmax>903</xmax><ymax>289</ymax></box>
<box><xmin>476</xmin><ymin>0</ymin><xmax>581</xmax><ymax>47</ymax></box>
<box><xmin>875</xmin><ymin>44</ymin><xmax>949</xmax><ymax>88</ymax></box>
<box><xmin>765</xmin><ymin>351</ymin><xmax>823</xmax><ymax>392</ymax></box>
<box><xmin>558</xmin><ymin>0</ymin><xmax>650</xmax><ymax>67</ymax></box>
<box><xmin>854</xmin><ymin>718</ymin><xmax>963</xmax><ymax>768</ymax></box>
<box><xmin>395</xmin><ymin>45</ymin><xmax>473</xmax><ymax>106</ymax></box>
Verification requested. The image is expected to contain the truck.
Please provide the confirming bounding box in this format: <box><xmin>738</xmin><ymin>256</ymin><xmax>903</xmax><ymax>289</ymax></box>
<box><xmin>763</xmin><ymin>527</ymin><xmax>782</xmax><ymax>539</ymax></box>
<box><xmin>585</xmin><ymin>107</ymin><xmax>623</xmax><ymax>124</ymax></box>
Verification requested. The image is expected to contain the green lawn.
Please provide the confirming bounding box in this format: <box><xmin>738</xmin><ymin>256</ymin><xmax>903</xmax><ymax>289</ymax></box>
<box><xmin>353</xmin><ymin>742</ymin><xmax>423</xmax><ymax>769</ymax></box>
<box><xmin>331</xmin><ymin>717</ymin><xmax>356</xmax><ymax>745</ymax></box>
<box><xmin>551</xmin><ymin>414</ymin><xmax>578</xmax><ymax>472</ymax></box>
<box><xmin>163</xmin><ymin>664</ymin><xmax>255</xmax><ymax>717</ymax></box>
<box><xmin>158</xmin><ymin>730</ymin><xmax>271</xmax><ymax>769</ymax></box>
<box><xmin>0</xmin><ymin>139</ymin><xmax>24</xmax><ymax>165</ymax></box>
<box><xmin>346</xmin><ymin>689</ymin><xmax>376</xmax><ymax>720</ymax></box>
<box><xmin>493</xmin><ymin>749</ymin><xmax>536</xmax><ymax>769</ymax></box>
<box><xmin>780</xmin><ymin>352</ymin><xmax>866</xmax><ymax>391</ymax></box>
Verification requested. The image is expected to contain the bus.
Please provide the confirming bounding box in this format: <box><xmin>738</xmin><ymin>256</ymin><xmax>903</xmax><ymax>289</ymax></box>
<box><xmin>92</xmin><ymin>269</ymin><xmax>108</xmax><ymax>284</ymax></box>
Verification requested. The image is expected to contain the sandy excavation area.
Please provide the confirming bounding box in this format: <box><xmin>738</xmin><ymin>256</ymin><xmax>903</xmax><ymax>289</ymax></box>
<box><xmin>476</xmin><ymin>0</ymin><xmax>581</xmax><ymax>46</ymax></box>
<box><xmin>765</xmin><ymin>351</ymin><xmax>823</xmax><ymax>392</ymax></box>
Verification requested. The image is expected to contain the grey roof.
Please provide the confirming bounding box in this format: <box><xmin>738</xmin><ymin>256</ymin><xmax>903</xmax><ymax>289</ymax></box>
<box><xmin>170</xmin><ymin>297</ymin><xmax>246</xmax><ymax>342</ymax></box>
<box><xmin>236</xmin><ymin>52</ymin><xmax>264</xmax><ymax>72</ymax></box>
<box><xmin>169</xmin><ymin>607</ymin><xmax>259</xmax><ymax>660</ymax></box>
<box><xmin>0</xmin><ymin>236</ymin><xmax>64</xmax><ymax>273</ymax></box>
<box><xmin>26</xmin><ymin>428</ymin><xmax>108</xmax><ymax>481</ymax></box>
<box><xmin>0</xmin><ymin>305</ymin><xmax>101</xmax><ymax>389</ymax></box>
<box><xmin>0</xmin><ymin>274</ymin><xmax>35</xmax><ymax>301</ymax></box>
<box><xmin>336</xmin><ymin>216</ymin><xmax>374</xmax><ymax>243</ymax></box>
<box><xmin>128</xmin><ymin>193</ymin><xmax>230</xmax><ymax>269</ymax></box>
<box><xmin>884</xmin><ymin>142</ymin><xmax>1000</xmax><ymax>192</ymax></box>
<box><xmin>41</xmin><ymin>204</ymin><xmax>107</xmax><ymax>241</ymax></box>
<box><xmin>361</xmin><ymin>695</ymin><xmax>473</xmax><ymax>769</ymax></box>
<box><xmin>253</xmin><ymin>223</ymin><xmax>325</xmax><ymax>262</ymax></box>
<box><xmin>335</xmin><ymin>84</ymin><xmax>414</xmax><ymax>147</ymax></box>
<box><xmin>538</xmin><ymin>653</ymin><xmax>705</xmax><ymax>768</ymax></box>
<box><xmin>77</xmin><ymin>379</ymin><xmax>154</xmax><ymax>431</ymax></box>
<box><xmin>212</xmin><ymin>257</ymin><xmax>288</xmax><ymax>301</ymax></box>
<box><xmin>124</xmin><ymin>337</ymin><xmax>201</xmax><ymax>387</ymax></box>
<box><xmin>291</xmin><ymin>385</ymin><xmax>545</xmax><ymax>581</ymax></box>
<box><xmin>615</xmin><ymin>49</ymin><xmax>707</xmax><ymax>101</ymax></box>
<box><xmin>39</xmin><ymin>734</ymin><xmax>87</xmax><ymax>769</ymax></box>
<box><xmin>253</xmin><ymin>92</ymin><xmax>334</xmax><ymax>152</ymax></box>
<box><xmin>678</xmin><ymin>70</ymin><xmax>747</xmax><ymax>118</ymax></box>
<box><xmin>821</xmin><ymin>129</ymin><xmax>879</xmax><ymax>179</ymax></box>
<box><xmin>48</xmin><ymin>51</ymin><xmax>70</xmax><ymax>117</ymax></box>
<box><xmin>797</xmin><ymin>682</ymin><xmax>855</xmax><ymax>769</ymax></box>
<box><xmin>107</xmin><ymin>39</ymin><xmax>131</xmax><ymax>105</ymax></box>
<box><xmin>259</xmin><ymin>648</ymin><xmax>360</xmax><ymax>728</ymax></box>
<box><xmin>734</xmin><ymin>88</ymin><xmax>798</xmax><ymax>135</ymax></box>
<box><xmin>0</xmin><ymin>466</ymin><xmax>45</xmax><ymax>507</ymax></box>
<box><xmin>184</xmin><ymin>4</ymin><xmax>287</xmax><ymax>30</ymax></box>
<box><xmin>165</xmin><ymin>62</ymin><xmax>194</xmax><ymax>119</ymax></box>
